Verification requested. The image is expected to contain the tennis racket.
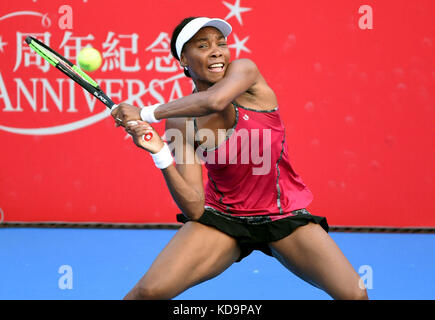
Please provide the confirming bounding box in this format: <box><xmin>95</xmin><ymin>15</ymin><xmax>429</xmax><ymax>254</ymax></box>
<box><xmin>25</xmin><ymin>36</ymin><xmax>153</xmax><ymax>141</ymax></box>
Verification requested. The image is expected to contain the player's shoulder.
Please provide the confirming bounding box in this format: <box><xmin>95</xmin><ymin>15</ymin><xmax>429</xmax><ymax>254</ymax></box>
<box><xmin>228</xmin><ymin>58</ymin><xmax>258</xmax><ymax>71</ymax></box>
<box><xmin>226</xmin><ymin>59</ymin><xmax>260</xmax><ymax>80</ymax></box>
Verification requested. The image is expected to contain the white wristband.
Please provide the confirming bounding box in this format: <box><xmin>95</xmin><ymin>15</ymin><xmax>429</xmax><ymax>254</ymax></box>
<box><xmin>151</xmin><ymin>143</ymin><xmax>173</xmax><ymax>169</ymax></box>
<box><xmin>140</xmin><ymin>103</ymin><xmax>161</xmax><ymax>123</ymax></box>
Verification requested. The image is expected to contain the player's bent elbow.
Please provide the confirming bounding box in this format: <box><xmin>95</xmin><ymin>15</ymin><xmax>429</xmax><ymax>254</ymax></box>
<box><xmin>183</xmin><ymin>205</ymin><xmax>205</xmax><ymax>221</ymax></box>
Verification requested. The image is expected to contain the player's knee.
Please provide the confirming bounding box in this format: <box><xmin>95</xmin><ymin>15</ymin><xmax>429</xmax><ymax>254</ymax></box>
<box><xmin>128</xmin><ymin>282</ymin><xmax>171</xmax><ymax>300</ymax></box>
<box><xmin>356</xmin><ymin>287</ymin><xmax>369</xmax><ymax>300</ymax></box>
<box><xmin>141</xmin><ymin>283</ymin><xmax>170</xmax><ymax>300</ymax></box>
<box><xmin>344</xmin><ymin>287</ymin><xmax>369</xmax><ymax>300</ymax></box>
<box><xmin>329</xmin><ymin>279</ymin><xmax>369</xmax><ymax>300</ymax></box>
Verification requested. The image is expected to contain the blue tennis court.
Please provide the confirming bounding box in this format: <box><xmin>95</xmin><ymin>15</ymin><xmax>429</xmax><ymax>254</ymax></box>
<box><xmin>1</xmin><ymin>228</ymin><xmax>434</xmax><ymax>300</ymax></box>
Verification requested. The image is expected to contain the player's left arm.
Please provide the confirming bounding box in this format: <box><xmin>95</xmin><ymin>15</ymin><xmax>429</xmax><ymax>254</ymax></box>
<box><xmin>112</xmin><ymin>59</ymin><xmax>260</xmax><ymax>123</ymax></box>
<box><xmin>155</xmin><ymin>58</ymin><xmax>260</xmax><ymax>118</ymax></box>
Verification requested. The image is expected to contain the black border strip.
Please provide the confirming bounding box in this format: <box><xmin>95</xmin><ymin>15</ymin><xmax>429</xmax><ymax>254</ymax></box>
<box><xmin>1</xmin><ymin>221</ymin><xmax>435</xmax><ymax>233</ymax></box>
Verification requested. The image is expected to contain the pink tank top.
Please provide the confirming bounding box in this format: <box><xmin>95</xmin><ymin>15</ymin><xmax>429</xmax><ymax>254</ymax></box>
<box><xmin>194</xmin><ymin>101</ymin><xmax>313</xmax><ymax>221</ymax></box>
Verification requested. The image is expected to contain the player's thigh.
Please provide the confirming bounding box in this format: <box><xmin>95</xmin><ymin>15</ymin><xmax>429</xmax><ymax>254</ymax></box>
<box><xmin>130</xmin><ymin>221</ymin><xmax>241</xmax><ymax>299</ymax></box>
<box><xmin>268</xmin><ymin>222</ymin><xmax>368</xmax><ymax>300</ymax></box>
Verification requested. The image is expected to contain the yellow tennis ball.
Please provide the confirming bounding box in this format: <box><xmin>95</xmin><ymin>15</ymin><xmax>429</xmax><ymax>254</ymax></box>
<box><xmin>77</xmin><ymin>47</ymin><xmax>102</xmax><ymax>72</ymax></box>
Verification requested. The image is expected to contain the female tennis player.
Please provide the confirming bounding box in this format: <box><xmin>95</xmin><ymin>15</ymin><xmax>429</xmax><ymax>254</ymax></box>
<box><xmin>112</xmin><ymin>17</ymin><xmax>368</xmax><ymax>300</ymax></box>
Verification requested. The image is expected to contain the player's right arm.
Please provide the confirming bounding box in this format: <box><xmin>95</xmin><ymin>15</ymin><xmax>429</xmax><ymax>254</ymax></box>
<box><xmin>161</xmin><ymin>117</ymin><xmax>205</xmax><ymax>220</ymax></box>
<box><xmin>127</xmin><ymin>118</ymin><xmax>205</xmax><ymax>220</ymax></box>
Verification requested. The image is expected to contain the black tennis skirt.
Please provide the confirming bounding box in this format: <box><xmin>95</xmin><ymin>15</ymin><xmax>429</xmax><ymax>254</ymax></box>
<box><xmin>177</xmin><ymin>207</ymin><xmax>329</xmax><ymax>262</ymax></box>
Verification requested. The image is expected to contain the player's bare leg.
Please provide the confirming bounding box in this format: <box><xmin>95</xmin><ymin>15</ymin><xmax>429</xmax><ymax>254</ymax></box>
<box><xmin>123</xmin><ymin>221</ymin><xmax>241</xmax><ymax>300</ymax></box>
<box><xmin>268</xmin><ymin>222</ymin><xmax>368</xmax><ymax>300</ymax></box>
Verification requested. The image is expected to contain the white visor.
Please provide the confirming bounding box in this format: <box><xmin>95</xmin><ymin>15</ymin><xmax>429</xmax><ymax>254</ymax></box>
<box><xmin>175</xmin><ymin>17</ymin><xmax>232</xmax><ymax>60</ymax></box>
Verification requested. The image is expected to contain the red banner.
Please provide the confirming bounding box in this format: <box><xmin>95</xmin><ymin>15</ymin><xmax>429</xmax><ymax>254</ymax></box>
<box><xmin>0</xmin><ymin>0</ymin><xmax>434</xmax><ymax>227</ymax></box>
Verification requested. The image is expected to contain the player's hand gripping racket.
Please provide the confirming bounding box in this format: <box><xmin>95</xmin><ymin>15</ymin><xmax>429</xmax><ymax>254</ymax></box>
<box><xmin>25</xmin><ymin>36</ymin><xmax>153</xmax><ymax>141</ymax></box>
